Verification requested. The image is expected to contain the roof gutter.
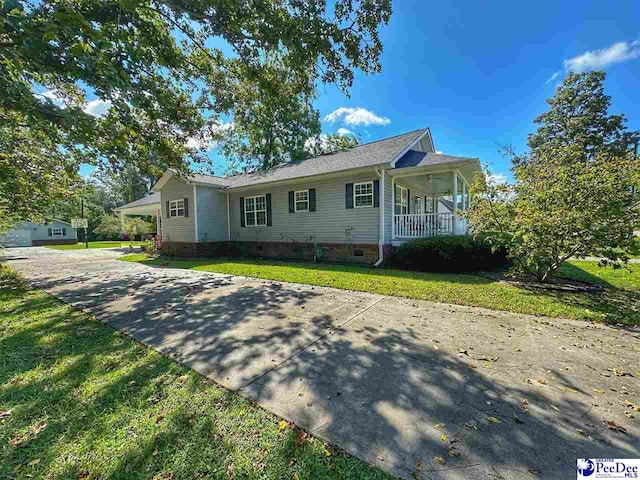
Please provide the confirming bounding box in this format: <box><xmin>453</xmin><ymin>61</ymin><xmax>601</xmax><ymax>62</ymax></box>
<box><xmin>374</xmin><ymin>167</ymin><xmax>385</xmax><ymax>267</ymax></box>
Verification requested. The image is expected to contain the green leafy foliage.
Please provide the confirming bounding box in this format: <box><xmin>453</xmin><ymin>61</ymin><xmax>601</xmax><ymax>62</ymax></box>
<box><xmin>468</xmin><ymin>71</ymin><xmax>640</xmax><ymax>282</ymax></box>
<box><xmin>389</xmin><ymin>235</ymin><xmax>508</xmax><ymax>272</ymax></box>
<box><xmin>0</xmin><ymin>0</ymin><xmax>391</xmax><ymax>223</ymax></box>
<box><xmin>93</xmin><ymin>216</ymin><xmax>154</xmax><ymax>240</ymax></box>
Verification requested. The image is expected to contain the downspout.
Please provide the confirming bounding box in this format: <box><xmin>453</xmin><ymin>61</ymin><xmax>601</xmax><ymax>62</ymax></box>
<box><xmin>193</xmin><ymin>184</ymin><xmax>199</xmax><ymax>242</ymax></box>
<box><xmin>226</xmin><ymin>191</ymin><xmax>231</xmax><ymax>241</ymax></box>
<box><xmin>374</xmin><ymin>167</ymin><xmax>385</xmax><ymax>267</ymax></box>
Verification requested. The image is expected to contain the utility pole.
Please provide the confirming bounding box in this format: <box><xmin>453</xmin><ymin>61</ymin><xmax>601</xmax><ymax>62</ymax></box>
<box><xmin>81</xmin><ymin>197</ymin><xmax>88</xmax><ymax>249</ymax></box>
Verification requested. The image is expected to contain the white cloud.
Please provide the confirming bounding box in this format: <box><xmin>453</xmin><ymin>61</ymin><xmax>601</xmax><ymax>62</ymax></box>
<box><xmin>545</xmin><ymin>71</ymin><xmax>561</xmax><ymax>84</ymax></box>
<box><xmin>37</xmin><ymin>89</ymin><xmax>112</xmax><ymax>117</ymax></box>
<box><xmin>186</xmin><ymin>121</ymin><xmax>233</xmax><ymax>150</ymax></box>
<box><xmin>324</xmin><ymin>107</ymin><xmax>390</xmax><ymax>127</ymax></box>
<box><xmin>336</xmin><ymin>127</ymin><xmax>354</xmax><ymax>136</ymax></box>
<box><xmin>84</xmin><ymin>98</ymin><xmax>112</xmax><ymax>117</ymax></box>
<box><xmin>563</xmin><ymin>40</ymin><xmax>640</xmax><ymax>72</ymax></box>
<box><xmin>487</xmin><ymin>172</ymin><xmax>509</xmax><ymax>185</ymax></box>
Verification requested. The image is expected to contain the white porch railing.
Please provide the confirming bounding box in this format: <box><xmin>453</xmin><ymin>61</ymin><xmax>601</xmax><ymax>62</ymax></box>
<box><xmin>394</xmin><ymin>213</ymin><xmax>462</xmax><ymax>238</ymax></box>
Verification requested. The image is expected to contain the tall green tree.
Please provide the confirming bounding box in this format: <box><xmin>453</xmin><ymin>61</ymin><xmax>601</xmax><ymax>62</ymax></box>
<box><xmin>468</xmin><ymin>71</ymin><xmax>640</xmax><ymax>282</ymax></box>
<box><xmin>0</xmin><ymin>0</ymin><xmax>392</xmax><ymax>225</ymax></box>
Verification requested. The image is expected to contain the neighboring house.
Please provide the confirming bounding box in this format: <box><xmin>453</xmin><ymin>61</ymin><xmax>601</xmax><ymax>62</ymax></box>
<box><xmin>116</xmin><ymin>128</ymin><xmax>481</xmax><ymax>264</ymax></box>
<box><xmin>0</xmin><ymin>220</ymin><xmax>77</xmax><ymax>247</ymax></box>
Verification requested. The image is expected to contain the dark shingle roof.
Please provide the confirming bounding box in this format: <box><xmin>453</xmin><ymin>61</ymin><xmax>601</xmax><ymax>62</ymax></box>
<box><xmin>116</xmin><ymin>192</ymin><xmax>161</xmax><ymax>210</ymax></box>
<box><xmin>395</xmin><ymin>150</ymin><xmax>479</xmax><ymax>168</ymax></box>
<box><xmin>222</xmin><ymin>129</ymin><xmax>428</xmax><ymax>189</ymax></box>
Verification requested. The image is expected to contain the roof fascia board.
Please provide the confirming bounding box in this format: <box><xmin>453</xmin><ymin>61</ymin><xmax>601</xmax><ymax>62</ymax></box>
<box><xmin>387</xmin><ymin>160</ymin><xmax>480</xmax><ymax>179</ymax></box>
<box><xmin>219</xmin><ymin>165</ymin><xmax>387</xmax><ymax>193</ymax></box>
<box><xmin>390</xmin><ymin>129</ymin><xmax>432</xmax><ymax>168</ymax></box>
<box><xmin>150</xmin><ymin>169</ymin><xmax>176</xmax><ymax>192</ymax></box>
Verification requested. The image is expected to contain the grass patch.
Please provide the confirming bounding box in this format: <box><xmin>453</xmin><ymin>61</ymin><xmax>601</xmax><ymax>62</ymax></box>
<box><xmin>120</xmin><ymin>254</ymin><xmax>640</xmax><ymax>325</ymax></box>
<box><xmin>0</xmin><ymin>264</ymin><xmax>390</xmax><ymax>480</ymax></box>
<box><xmin>46</xmin><ymin>241</ymin><xmax>145</xmax><ymax>250</ymax></box>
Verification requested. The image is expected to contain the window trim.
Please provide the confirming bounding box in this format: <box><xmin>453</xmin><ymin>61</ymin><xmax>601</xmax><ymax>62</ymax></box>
<box><xmin>169</xmin><ymin>199</ymin><xmax>185</xmax><ymax>218</ymax></box>
<box><xmin>52</xmin><ymin>227</ymin><xmax>63</xmax><ymax>236</ymax></box>
<box><xmin>395</xmin><ymin>185</ymin><xmax>408</xmax><ymax>214</ymax></box>
<box><xmin>353</xmin><ymin>181</ymin><xmax>374</xmax><ymax>208</ymax></box>
<box><xmin>294</xmin><ymin>189</ymin><xmax>309</xmax><ymax>212</ymax></box>
<box><xmin>244</xmin><ymin>194</ymin><xmax>267</xmax><ymax>227</ymax></box>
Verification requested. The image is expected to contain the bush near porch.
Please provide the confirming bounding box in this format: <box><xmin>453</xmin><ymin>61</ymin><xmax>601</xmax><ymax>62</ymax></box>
<box><xmin>389</xmin><ymin>235</ymin><xmax>508</xmax><ymax>273</ymax></box>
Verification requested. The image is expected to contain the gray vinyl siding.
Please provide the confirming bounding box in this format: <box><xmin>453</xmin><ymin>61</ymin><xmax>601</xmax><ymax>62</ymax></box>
<box><xmin>196</xmin><ymin>185</ymin><xmax>228</xmax><ymax>242</ymax></box>
<box><xmin>229</xmin><ymin>172</ymin><xmax>380</xmax><ymax>244</ymax></box>
<box><xmin>384</xmin><ymin>173</ymin><xmax>393</xmax><ymax>243</ymax></box>
<box><xmin>161</xmin><ymin>177</ymin><xmax>195</xmax><ymax>243</ymax></box>
<box><xmin>30</xmin><ymin>220</ymin><xmax>77</xmax><ymax>240</ymax></box>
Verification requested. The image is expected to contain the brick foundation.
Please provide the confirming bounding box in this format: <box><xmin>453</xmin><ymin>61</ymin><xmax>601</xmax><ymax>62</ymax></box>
<box><xmin>161</xmin><ymin>240</ymin><xmax>383</xmax><ymax>265</ymax></box>
<box><xmin>32</xmin><ymin>239</ymin><xmax>78</xmax><ymax>246</ymax></box>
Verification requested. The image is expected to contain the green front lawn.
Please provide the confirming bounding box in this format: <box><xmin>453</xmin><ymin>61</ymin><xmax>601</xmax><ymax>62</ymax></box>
<box><xmin>46</xmin><ymin>241</ymin><xmax>145</xmax><ymax>250</ymax></box>
<box><xmin>0</xmin><ymin>264</ymin><xmax>390</xmax><ymax>480</ymax></box>
<box><xmin>120</xmin><ymin>255</ymin><xmax>640</xmax><ymax>325</ymax></box>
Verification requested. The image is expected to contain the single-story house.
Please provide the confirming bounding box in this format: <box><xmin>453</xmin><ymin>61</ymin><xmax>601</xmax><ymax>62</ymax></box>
<box><xmin>0</xmin><ymin>219</ymin><xmax>78</xmax><ymax>247</ymax></box>
<box><xmin>116</xmin><ymin>128</ymin><xmax>481</xmax><ymax>264</ymax></box>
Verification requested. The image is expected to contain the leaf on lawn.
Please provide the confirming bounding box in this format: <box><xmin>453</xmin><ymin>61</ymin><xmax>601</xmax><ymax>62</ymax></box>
<box><xmin>77</xmin><ymin>471</ymin><xmax>90</xmax><ymax>479</ymax></box>
<box><xmin>30</xmin><ymin>421</ymin><xmax>48</xmax><ymax>436</ymax></box>
<box><xmin>440</xmin><ymin>434</ymin><xmax>448</xmax><ymax>442</ymax></box>
<box><xmin>294</xmin><ymin>431</ymin><xmax>309</xmax><ymax>446</ymax></box>
<box><xmin>28</xmin><ymin>458</ymin><xmax>41</xmax><ymax>466</ymax></box>
<box><xmin>487</xmin><ymin>416</ymin><xmax>501</xmax><ymax>424</ymax></box>
<box><xmin>433</xmin><ymin>456</ymin><xmax>445</xmax><ymax>464</ymax></box>
<box><xmin>603</xmin><ymin>419</ymin><xmax>627</xmax><ymax>434</ymax></box>
<box><xmin>433</xmin><ymin>423</ymin><xmax>446</xmax><ymax>429</ymax></box>
<box><xmin>155</xmin><ymin>415</ymin><xmax>164</xmax><ymax>425</ymax></box>
<box><xmin>152</xmin><ymin>473</ymin><xmax>174</xmax><ymax>480</ymax></box>
<box><xmin>293</xmin><ymin>473</ymin><xmax>299</xmax><ymax>480</ymax></box>
<box><xmin>0</xmin><ymin>409</ymin><xmax>12</xmax><ymax>419</ymax></box>
<box><xmin>322</xmin><ymin>446</ymin><xmax>332</xmax><ymax>457</ymax></box>
<box><xmin>278</xmin><ymin>420</ymin><xmax>288</xmax><ymax>431</ymax></box>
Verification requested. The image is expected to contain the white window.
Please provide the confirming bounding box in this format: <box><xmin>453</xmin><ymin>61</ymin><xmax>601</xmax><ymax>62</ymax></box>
<box><xmin>169</xmin><ymin>199</ymin><xmax>185</xmax><ymax>218</ymax></box>
<box><xmin>52</xmin><ymin>228</ymin><xmax>63</xmax><ymax>236</ymax></box>
<box><xmin>354</xmin><ymin>182</ymin><xmax>374</xmax><ymax>207</ymax></box>
<box><xmin>395</xmin><ymin>185</ymin><xmax>408</xmax><ymax>214</ymax></box>
<box><xmin>295</xmin><ymin>190</ymin><xmax>309</xmax><ymax>212</ymax></box>
<box><xmin>245</xmin><ymin>195</ymin><xmax>267</xmax><ymax>226</ymax></box>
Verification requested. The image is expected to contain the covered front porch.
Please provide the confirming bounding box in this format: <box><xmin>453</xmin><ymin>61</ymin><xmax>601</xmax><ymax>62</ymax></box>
<box><xmin>114</xmin><ymin>192</ymin><xmax>162</xmax><ymax>241</ymax></box>
<box><xmin>388</xmin><ymin>153</ymin><xmax>478</xmax><ymax>243</ymax></box>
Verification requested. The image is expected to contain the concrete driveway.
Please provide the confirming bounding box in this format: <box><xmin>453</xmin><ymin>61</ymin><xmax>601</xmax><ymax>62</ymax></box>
<box><xmin>4</xmin><ymin>247</ymin><xmax>639</xmax><ymax>479</ymax></box>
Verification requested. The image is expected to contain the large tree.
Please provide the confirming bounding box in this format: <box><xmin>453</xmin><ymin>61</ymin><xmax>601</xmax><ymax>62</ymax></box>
<box><xmin>0</xmin><ymin>0</ymin><xmax>391</xmax><ymax>225</ymax></box>
<box><xmin>468</xmin><ymin>71</ymin><xmax>640</xmax><ymax>282</ymax></box>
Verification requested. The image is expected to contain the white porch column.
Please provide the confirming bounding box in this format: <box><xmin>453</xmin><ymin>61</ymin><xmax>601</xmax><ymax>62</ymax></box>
<box><xmin>120</xmin><ymin>210</ymin><xmax>126</xmax><ymax>236</ymax></box>
<box><xmin>391</xmin><ymin>177</ymin><xmax>396</xmax><ymax>239</ymax></box>
<box><xmin>155</xmin><ymin>209</ymin><xmax>161</xmax><ymax>239</ymax></box>
<box><xmin>452</xmin><ymin>171</ymin><xmax>458</xmax><ymax>234</ymax></box>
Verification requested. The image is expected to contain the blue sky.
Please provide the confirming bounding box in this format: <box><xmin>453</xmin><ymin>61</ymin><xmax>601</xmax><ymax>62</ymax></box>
<box><xmin>315</xmin><ymin>0</ymin><xmax>640</xmax><ymax>183</ymax></box>
<box><xmin>80</xmin><ymin>0</ymin><xmax>640</xmax><ymax>181</ymax></box>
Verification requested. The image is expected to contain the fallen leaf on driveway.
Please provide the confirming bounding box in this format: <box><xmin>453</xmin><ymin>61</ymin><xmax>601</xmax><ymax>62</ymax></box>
<box><xmin>434</xmin><ymin>456</ymin><xmax>445</xmax><ymax>464</ymax></box>
<box><xmin>278</xmin><ymin>420</ymin><xmax>288</xmax><ymax>431</ymax></box>
<box><xmin>487</xmin><ymin>416</ymin><xmax>501</xmax><ymax>424</ymax></box>
<box><xmin>603</xmin><ymin>420</ymin><xmax>627</xmax><ymax>434</ymax></box>
<box><xmin>448</xmin><ymin>448</ymin><xmax>460</xmax><ymax>457</ymax></box>
<box><xmin>528</xmin><ymin>467</ymin><xmax>540</xmax><ymax>474</ymax></box>
<box><xmin>610</xmin><ymin>369</ymin><xmax>634</xmax><ymax>377</ymax></box>
<box><xmin>440</xmin><ymin>434</ymin><xmax>448</xmax><ymax>442</ymax></box>
<box><xmin>433</xmin><ymin>423</ymin><xmax>446</xmax><ymax>429</ymax></box>
<box><xmin>593</xmin><ymin>389</ymin><xmax>605</xmax><ymax>394</ymax></box>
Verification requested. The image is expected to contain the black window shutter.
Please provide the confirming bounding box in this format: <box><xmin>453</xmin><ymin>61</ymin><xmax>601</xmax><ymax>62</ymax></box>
<box><xmin>345</xmin><ymin>183</ymin><xmax>354</xmax><ymax>209</ymax></box>
<box><xmin>407</xmin><ymin>189</ymin><xmax>411</xmax><ymax>213</ymax></box>
<box><xmin>266</xmin><ymin>194</ymin><xmax>272</xmax><ymax>226</ymax></box>
<box><xmin>184</xmin><ymin>197</ymin><xmax>189</xmax><ymax>217</ymax></box>
<box><xmin>166</xmin><ymin>200</ymin><xmax>170</xmax><ymax>217</ymax></box>
<box><xmin>288</xmin><ymin>191</ymin><xmax>295</xmax><ymax>213</ymax></box>
<box><xmin>373</xmin><ymin>180</ymin><xmax>380</xmax><ymax>207</ymax></box>
<box><xmin>240</xmin><ymin>197</ymin><xmax>245</xmax><ymax>227</ymax></box>
<box><xmin>309</xmin><ymin>188</ymin><xmax>316</xmax><ymax>212</ymax></box>
<box><xmin>62</xmin><ymin>228</ymin><xmax>67</xmax><ymax>236</ymax></box>
<box><xmin>48</xmin><ymin>228</ymin><xmax>52</xmax><ymax>237</ymax></box>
